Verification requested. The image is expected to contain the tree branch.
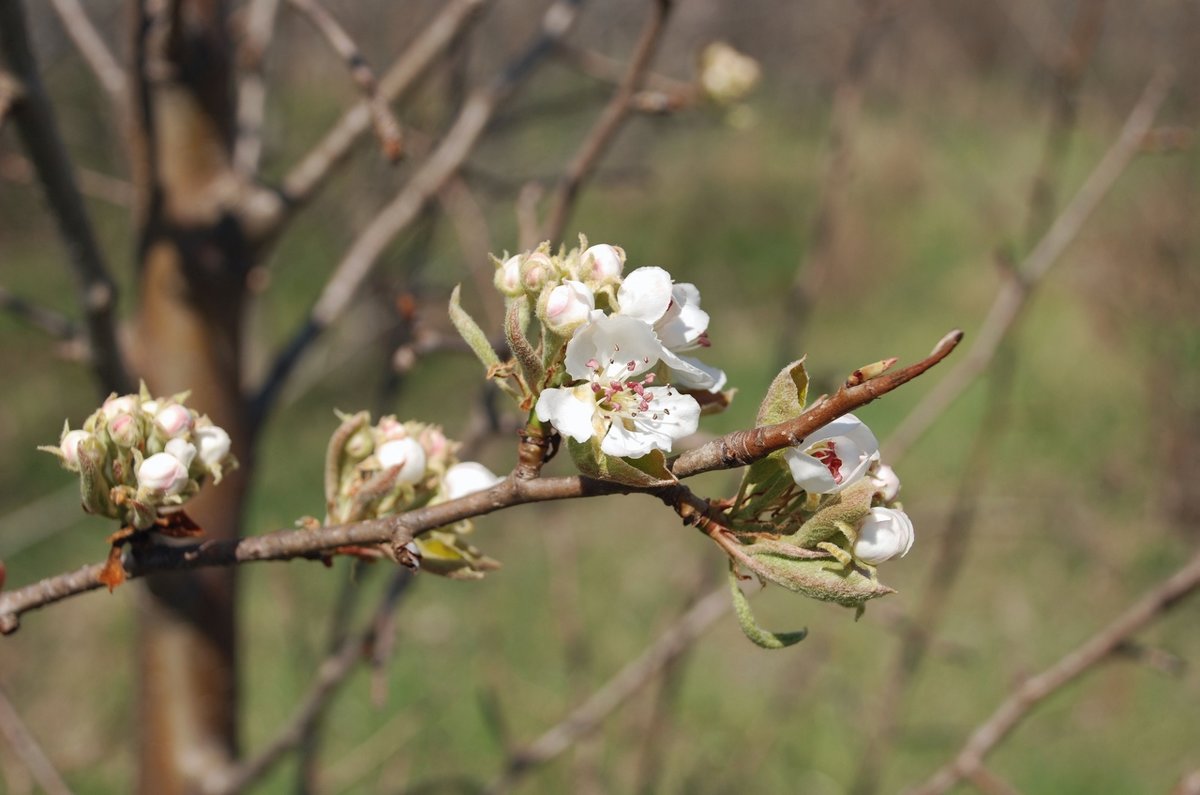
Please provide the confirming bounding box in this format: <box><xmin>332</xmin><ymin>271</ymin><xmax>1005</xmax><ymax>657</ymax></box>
<box><xmin>1</xmin><ymin>328</ymin><xmax>960</xmax><ymax>633</ymax></box>
<box><xmin>0</xmin><ymin>0</ymin><xmax>131</xmax><ymax>397</ymax></box>
<box><xmin>0</xmin><ymin>685</ymin><xmax>74</xmax><ymax>795</ymax></box>
<box><xmin>540</xmin><ymin>0</ymin><xmax>673</xmax><ymax>244</ymax></box>
<box><xmin>0</xmin><ymin>152</ymin><xmax>135</xmax><ymax>207</ymax></box>
<box><xmin>0</xmin><ymin>284</ymin><xmax>79</xmax><ymax>340</ymax></box>
<box><xmin>903</xmin><ymin>547</ymin><xmax>1200</xmax><ymax>795</ymax></box>
<box><xmin>883</xmin><ymin>68</ymin><xmax>1172</xmax><ymax>462</ymax></box>
<box><xmin>483</xmin><ymin>583</ymin><xmax>731</xmax><ymax>795</ymax></box>
<box><xmin>287</xmin><ymin>0</ymin><xmax>404</xmax><ymax>162</ymax></box>
<box><xmin>46</xmin><ymin>0</ymin><xmax>128</xmax><ymax>112</ymax></box>
<box><xmin>253</xmin><ymin>0</ymin><xmax>489</xmax><ymax>240</ymax></box>
<box><xmin>247</xmin><ymin>0</ymin><xmax>586</xmax><ymax>427</ymax></box>
<box><xmin>233</xmin><ymin>0</ymin><xmax>283</xmax><ymax>175</ymax></box>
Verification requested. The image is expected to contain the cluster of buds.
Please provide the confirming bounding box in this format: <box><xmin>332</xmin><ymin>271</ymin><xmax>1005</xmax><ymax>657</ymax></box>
<box><xmin>468</xmin><ymin>236</ymin><xmax>730</xmax><ymax>474</ymax></box>
<box><xmin>40</xmin><ymin>384</ymin><xmax>235</xmax><ymax>532</ymax></box>
<box><xmin>323</xmin><ymin>412</ymin><xmax>501</xmax><ymax>579</ymax></box>
<box><xmin>723</xmin><ymin>361</ymin><xmax>914</xmax><ymax>622</ymax></box>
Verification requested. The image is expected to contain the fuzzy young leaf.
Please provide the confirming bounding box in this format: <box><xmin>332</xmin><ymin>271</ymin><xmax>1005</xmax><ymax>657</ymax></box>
<box><xmin>744</xmin><ymin>545</ymin><xmax>894</xmax><ymax>609</ymax></box>
<box><xmin>449</xmin><ymin>285</ymin><xmax>501</xmax><ymax>371</ymax></box>
<box><xmin>505</xmin><ymin>297</ymin><xmax>543</xmax><ymax>390</ymax></box>
<box><xmin>729</xmin><ymin>569</ymin><xmax>808</xmax><ymax>649</ymax></box>
<box><xmin>567</xmin><ymin>438</ymin><xmax>676</xmax><ymax>487</ymax></box>
<box><xmin>789</xmin><ymin>479</ymin><xmax>875</xmax><ymax>549</ymax></box>
<box><xmin>756</xmin><ymin>358</ymin><xmax>808</xmax><ymax>427</ymax></box>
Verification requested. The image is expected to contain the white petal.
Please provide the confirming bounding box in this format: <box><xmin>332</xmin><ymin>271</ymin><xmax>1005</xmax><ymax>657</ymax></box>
<box><xmin>165</xmin><ymin>438</ymin><xmax>197</xmax><ymax>468</ymax></box>
<box><xmin>582</xmin><ymin>244</ymin><xmax>624</xmax><ymax>282</ymax></box>
<box><xmin>667</xmin><ymin>355</ymin><xmax>727</xmax><ymax>392</ymax></box>
<box><xmin>601</xmin><ymin>420</ymin><xmax>657</xmax><ymax>458</ymax></box>
<box><xmin>564</xmin><ymin>314</ymin><xmax>662</xmax><ymax>381</ymax></box>
<box><xmin>617</xmin><ymin>267</ymin><xmax>673</xmax><ymax>324</ymax></box>
<box><xmin>782</xmin><ymin>449</ymin><xmax>840</xmax><ymax>494</ymax></box>
<box><xmin>535</xmin><ymin>387</ymin><xmax>598</xmax><ymax>444</ymax></box>
<box><xmin>196</xmin><ymin>426</ymin><xmax>232</xmax><ymax>468</ymax></box>
<box><xmin>600</xmin><ymin>389</ymin><xmax>700</xmax><ymax>457</ymax></box>
<box><xmin>854</xmin><ymin>507</ymin><xmax>914</xmax><ymax>564</ymax></box>
<box><xmin>444</xmin><ymin>462</ymin><xmax>503</xmax><ymax>500</ymax></box>
<box><xmin>656</xmin><ymin>283</ymin><xmax>710</xmax><ymax>351</ymax></box>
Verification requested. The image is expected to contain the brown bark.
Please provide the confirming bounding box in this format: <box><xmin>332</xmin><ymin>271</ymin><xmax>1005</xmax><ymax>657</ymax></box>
<box><xmin>128</xmin><ymin>1</ymin><xmax>249</xmax><ymax>791</ymax></box>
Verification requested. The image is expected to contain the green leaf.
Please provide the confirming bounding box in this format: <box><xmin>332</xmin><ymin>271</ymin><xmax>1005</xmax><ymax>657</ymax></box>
<box><xmin>449</xmin><ymin>285</ymin><xmax>501</xmax><ymax>371</ymax></box>
<box><xmin>729</xmin><ymin>569</ymin><xmax>808</xmax><ymax>649</ymax></box>
<box><xmin>567</xmin><ymin>438</ymin><xmax>676</xmax><ymax>487</ymax></box>
<box><xmin>743</xmin><ymin>544</ymin><xmax>894</xmax><ymax>609</ymax></box>
<box><xmin>756</xmin><ymin>358</ymin><xmax>808</xmax><ymax>427</ymax></box>
<box><xmin>505</xmin><ymin>297</ymin><xmax>543</xmax><ymax>389</ymax></box>
<box><xmin>789</xmin><ymin>479</ymin><xmax>875</xmax><ymax>549</ymax></box>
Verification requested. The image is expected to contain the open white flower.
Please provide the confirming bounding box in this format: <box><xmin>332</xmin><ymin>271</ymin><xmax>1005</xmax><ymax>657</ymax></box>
<box><xmin>535</xmin><ymin>315</ymin><xmax>700</xmax><ymax>458</ymax></box>
<box><xmin>782</xmin><ymin>414</ymin><xmax>879</xmax><ymax>494</ymax></box>
<box><xmin>616</xmin><ymin>267</ymin><xmax>726</xmax><ymax>391</ymax></box>
<box><xmin>444</xmin><ymin>462</ymin><xmax>502</xmax><ymax>500</ymax></box>
<box><xmin>854</xmin><ymin>507</ymin><xmax>914</xmax><ymax>564</ymax></box>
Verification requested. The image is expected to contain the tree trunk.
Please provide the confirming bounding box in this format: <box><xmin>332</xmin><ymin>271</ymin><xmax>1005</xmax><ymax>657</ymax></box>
<box><xmin>128</xmin><ymin>1</ymin><xmax>249</xmax><ymax>791</ymax></box>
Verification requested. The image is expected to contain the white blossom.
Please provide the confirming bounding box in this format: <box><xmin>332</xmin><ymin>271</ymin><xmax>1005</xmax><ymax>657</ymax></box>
<box><xmin>535</xmin><ymin>315</ymin><xmax>700</xmax><ymax>458</ymax></box>
<box><xmin>782</xmin><ymin>414</ymin><xmax>879</xmax><ymax>494</ymax></box>
<box><xmin>580</xmin><ymin>243</ymin><xmax>625</xmax><ymax>283</ymax></box>
<box><xmin>195</xmin><ymin>426</ymin><xmax>232</xmax><ymax>469</ymax></box>
<box><xmin>165</xmin><ymin>438</ymin><xmax>196</xmax><ymax>469</ymax></box>
<box><xmin>870</xmin><ymin>463</ymin><xmax>901</xmax><ymax>503</ymax></box>
<box><xmin>377</xmin><ymin>437</ymin><xmax>427</xmax><ymax>484</ymax></box>
<box><xmin>854</xmin><ymin>507</ymin><xmax>914</xmax><ymax>564</ymax></box>
<box><xmin>155</xmin><ymin>404</ymin><xmax>193</xmax><ymax>437</ymax></box>
<box><xmin>542</xmin><ymin>279</ymin><xmax>595</xmax><ymax>333</ymax></box>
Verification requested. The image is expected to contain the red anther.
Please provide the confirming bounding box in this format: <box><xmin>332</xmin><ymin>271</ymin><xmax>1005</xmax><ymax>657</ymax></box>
<box><xmin>697</xmin><ymin>332</ymin><xmax>711</xmax><ymax>348</ymax></box>
<box><xmin>626</xmin><ymin>360</ymin><xmax>637</xmax><ymax>371</ymax></box>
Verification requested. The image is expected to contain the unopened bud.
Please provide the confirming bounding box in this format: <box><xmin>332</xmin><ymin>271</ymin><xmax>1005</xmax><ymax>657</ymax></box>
<box><xmin>494</xmin><ymin>254</ymin><xmax>524</xmax><ymax>297</ymax></box>
<box><xmin>138</xmin><ymin>452</ymin><xmax>190</xmax><ymax>496</ymax></box>
<box><xmin>869</xmin><ymin>464</ymin><xmax>901</xmax><ymax>503</ymax></box>
<box><xmin>520</xmin><ymin>252</ymin><xmax>554</xmax><ymax>292</ymax></box>
<box><xmin>847</xmin><ymin>357</ymin><xmax>899</xmax><ymax>386</ymax></box>
<box><xmin>165</xmin><ymin>438</ymin><xmax>197</xmax><ymax>469</ymax></box>
<box><xmin>108</xmin><ymin>413</ymin><xmax>141</xmax><ymax>449</ymax></box>
<box><xmin>854</xmin><ymin>507</ymin><xmax>914</xmax><ymax>565</ymax></box>
<box><xmin>444</xmin><ymin>461</ymin><xmax>502</xmax><ymax>500</ymax></box>
<box><xmin>195</xmin><ymin>426</ymin><xmax>232</xmax><ymax>469</ymax></box>
<box><xmin>59</xmin><ymin>430</ymin><xmax>92</xmax><ymax>471</ymax></box>
<box><xmin>155</xmin><ymin>404</ymin><xmax>193</xmax><ymax>438</ymax></box>
<box><xmin>540</xmin><ymin>280</ymin><xmax>595</xmax><ymax>334</ymax></box>
<box><xmin>377</xmin><ymin>437</ymin><xmax>427</xmax><ymax>484</ymax></box>
<box><xmin>102</xmin><ymin>394</ymin><xmax>138</xmax><ymax>420</ymax></box>
<box><xmin>581</xmin><ymin>244</ymin><xmax>625</xmax><ymax>283</ymax></box>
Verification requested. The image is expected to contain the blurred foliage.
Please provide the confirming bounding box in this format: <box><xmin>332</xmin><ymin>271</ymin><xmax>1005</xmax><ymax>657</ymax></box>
<box><xmin>2</xmin><ymin>0</ymin><xmax>1199</xmax><ymax>792</ymax></box>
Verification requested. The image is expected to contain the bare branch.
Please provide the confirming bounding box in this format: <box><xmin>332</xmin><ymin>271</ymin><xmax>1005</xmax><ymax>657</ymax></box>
<box><xmin>0</xmin><ymin>329</ymin><xmax>957</xmax><ymax>632</ymax></box>
<box><xmin>259</xmin><ymin>0</ymin><xmax>489</xmax><ymax>238</ymax></box>
<box><xmin>0</xmin><ymin>70</ymin><xmax>20</xmax><ymax>127</ymax></box>
<box><xmin>0</xmin><ymin>686</ymin><xmax>74</xmax><ymax>795</ymax></box>
<box><xmin>483</xmin><ymin>584</ymin><xmax>731</xmax><ymax>795</ymax></box>
<box><xmin>541</xmin><ymin>0</ymin><xmax>673</xmax><ymax>243</ymax></box>
<box><xmin>0</xmin><ymin>0</ymin><xmax>131</xmax><ymax>396</ymax></box>
<box><xmin>248</xmin><ymin>0</ymin><xmax>586</xmax><ymax>426</ymax></box>
<box><xmin>0</xmin><ymin>153</ymin><xmax>135</xmax><ymax>207</ymax></box>
<box><xmin>287</xmin><ymin>0</ymin><xmax>404</xmax><ymax>162</ymax></box>
<box><xmin>206</xmin><ymin>572</ymin><xmax>412</xmax><ymax>795</ymax></box>
<box><xmin>233</xmin><ymin>0</ymin><xmax>283</xmax><ymax>175</ymax></box>
<box><xmin>46</xmin><ymin>0</ymin><xmax>127</xmax><ymax>111</ymax></box>
<box><xmin>884</xmin><ymin>69</ymin><xmax>1173</xmax><ymax>462</ymax></box>
<box><xmin>0</xmin><ymin>285</ymin><xmax>78</xmax><ymax>340</ymax></box>
<box><xmin>556</xmin><ymin>42</ymin><xmax>694</xmax><ymax>98</ymax></box>
<box><xmin>904</xmin><ymin>547</ymin><xmax>1200</xmax><ymax>795</ymax></box>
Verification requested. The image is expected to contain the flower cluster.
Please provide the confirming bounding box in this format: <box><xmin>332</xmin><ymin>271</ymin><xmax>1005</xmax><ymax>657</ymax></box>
<box><xmin>698</xmin><ymin>42</ymin><xmax>761</xmax><ymax>106</ymax></box>
<box><xmin>488</xmin><ymin>237</ymin><xmax>727</xmax><ymax>461</ymax></box>
<box><xmin>323</xmin><ymin>412</ymin><xmax>501</xmax><ymax>579</ymax></box>
<box><xmin>40</xmin><ymin>384</ymin><xmax>236</xmax><ymax>532</ymax></box>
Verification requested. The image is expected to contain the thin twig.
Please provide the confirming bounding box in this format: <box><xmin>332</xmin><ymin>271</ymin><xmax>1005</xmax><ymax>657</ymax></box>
<box><xmin>233</xmin><ymin>0</ymin><xmax>283</xmax><ymax>175</ymax></box>
<box><xmin>0</xmin><ymin>329</ymin><xmax>960</xmax><ymax>633</ymax></box>
<box><xmin>287</xmin><ymin>0</ymin><xmax>404</xmax><ymax>162</ymax></box>
<box><xmin>0</xmin><ymin>70</ymin><xmax>20</xmax><ymax>127</ymax></box>
<box><xmin>0</xmin><ymin>0</ymin><xmax>131</xmax><ymax>396</ymax></box>
<box><xmin>0</xmin><ymin>686</ymin><xmax>74</xmax><ymax>795</ymax></box>
<box><xmin>0</xmin><ymin>153</ymin><xmax>135</xmax><ymax>207</ymax></box>
<box><xmin>206</xmin><ymin>571</ymin><xmax>412</xmax><ymax>795</ymax></box>
<box><xmin>903</xmin><ymin>547</ymin><xmax>1200</xmax><ymax>795</ymax></box>
<box><xmin>259</xmin><ymin>0</ymin><xmax>489</xmax><ymax>240</ymax></box>
<box><xmin>555</xmin><ymin>42</ymin><xmax>693</xmax><ymax>98</ymax></box>
<box><xmin>540</xmin><ymin>0</ymin><xmax>673</xmax><ymax>244</ymax></box>
<box><xmin>46</xmin><ymin>0</ymin><xmax>127</xmax><ymax>112</ymax></box>
<box><xmin>0</xmin><ymin>285</ymin><xmax>79</xmax><ymax>340</ymax></box>
<box><xmin>483</xmin><ymin>584</ymin><xmax>731</xmax><ymax>795</ymax></box>
<box><xmin>248</xmin><ymin>0</ymin><xmax>586</xmax><ymax>427</ymax></box>
<box><xmin>884</xmin><ymin>68</ymin><xmax>1173</xmax><ymax>462</ymax></box>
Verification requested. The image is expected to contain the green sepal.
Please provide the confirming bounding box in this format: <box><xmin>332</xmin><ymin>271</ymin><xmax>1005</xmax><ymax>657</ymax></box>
<box><xmin>789</xmin><ymin>479</ymin><xmax>874</xmax><ymax>549</ymax></box>
<box><xmin>567</xmin><ymin>438</ymin><xmax>676</xmax><ymax>487</ymax></box>
<box><xmin>728</xmin><ymin>568</ymin><xmax>807</xmax><ymax>649</ymax></box>
<box><xmin>325</xmin><ymin>410</ymin><xmax>369</xmax><ymax>519</ymax></box>
<box><xmin>77</xmin><ymin>436</ymin><xmax>114</xmax><ymax>517</ymax></box>
<box><xmin>756</xmin><ymin>358</ymin><xmax>808</xmax><ymax>427</ymax></box>
<box><xmin>415</xmin><ymin>531</ymin><xmax>501</xmax><ymax>580</ymax></box>
<box><xmin>449</xmin><ymin>285</ymin><xmax>501</xmax><ymax>371</ymax></box>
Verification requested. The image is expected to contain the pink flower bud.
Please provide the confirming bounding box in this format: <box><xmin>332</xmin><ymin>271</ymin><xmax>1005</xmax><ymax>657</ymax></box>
<box><xmin>581</xmin><ymin>244</ymin><xmax>625</xmax><ymax>282</ymax></box>
<box><xmin>102</xmin><ymin>395</ymin><xmax>138</xmax><ymax>420</ymax></box>
<box><xmin>155</xmin><ymin>404</ymin><xmax>194</xmax><ymax>437</ymax></box>
<box><xmin>542</xmin><ymin>280</ymin><xmax>595</xmax><ymax>333</ymax></box>
<box><xmin>59</xmin><ymin>430</ymin><xmax>92</xmax><ymax>470</ymax></box>
<box><xmin>108</xmin><ymin>413</ymin><xmax>141</xmax><ymax>448</ymax></box>
<box><xmin>521</xmin><ymin>252</ymin><xmax>554</xmax><ymax>291</ymax></box>
<box><xmin>377</xmin><ymin>438</ymin><xmax>427</xmax><ymax>484</ymax></box>
<box><xmin>420</xmin><ymin>427</ymin><xmax>449</xmax><ymax>458</ymax></box>
<box><xmin>377</xmin><ymin>417</ymin><xmax>408</xmax><ymax>441</ymax></box>
<box><xmin>138</xmin><ymin>452</ymin><xmax>190</xmax><ymax>495</ymax></box>
<box><xmin>494</xmin><ymin>254</ymin><xmax>524</xmax><ymax>296</ymax></box>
